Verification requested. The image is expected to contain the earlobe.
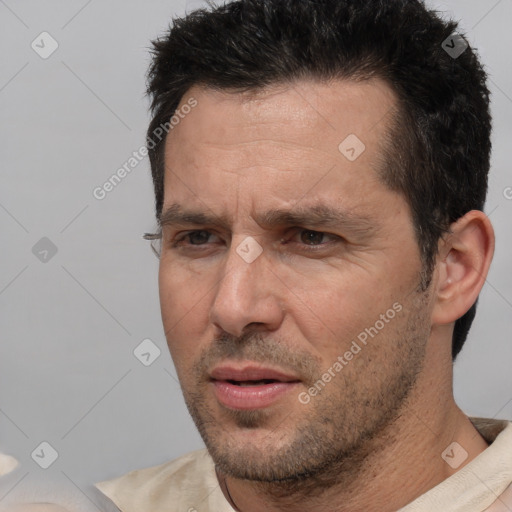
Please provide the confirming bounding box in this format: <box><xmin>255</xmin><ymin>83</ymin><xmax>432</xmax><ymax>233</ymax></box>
<box><xmin>432</xmin><ymin>210</ymin><xmax>495</xmax><ymax>325</ymax></box>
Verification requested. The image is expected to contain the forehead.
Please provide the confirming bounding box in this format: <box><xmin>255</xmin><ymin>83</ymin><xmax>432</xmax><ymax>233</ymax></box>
<box><xmin>162</xmin><ymin>78</ymin><xmax>400</xmax><ymax>218</ymax></box>
<box><xmin>169</xmin><ymin>77</ymin><xmax>397</xmax><ymax>149</ymax></box>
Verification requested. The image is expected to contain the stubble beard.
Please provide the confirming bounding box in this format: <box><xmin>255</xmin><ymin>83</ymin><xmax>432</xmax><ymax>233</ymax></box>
<box><xmin>180</xmin><ymin>289</ymin><xmax>430</xmax><ymax>499</ymax></box>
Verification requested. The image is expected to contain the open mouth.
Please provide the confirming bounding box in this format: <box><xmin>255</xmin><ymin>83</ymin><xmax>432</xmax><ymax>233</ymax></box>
<box><xmin>226</xmin><ymin>379</ymin><xmax>279</xmax><ymax>386</ymax></box>
<box><xmin>209</xmin><ymin>364</ymin><xmax>301</xmax><ymax>410</ymax></box>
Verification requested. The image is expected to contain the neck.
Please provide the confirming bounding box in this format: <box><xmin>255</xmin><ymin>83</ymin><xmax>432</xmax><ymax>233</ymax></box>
<box><xmin>216</xmin><ymin>348</ymin><xmax>488</xmax><ymax>512</ymax></box>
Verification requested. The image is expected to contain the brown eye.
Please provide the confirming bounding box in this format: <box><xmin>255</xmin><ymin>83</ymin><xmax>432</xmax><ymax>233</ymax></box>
<box><xmin>187</xmin><ymin>230</ymin><xmax>212</xmax><ymax>245</ymax></box>
<box><xmin>300</xmin><ymin>230</ymin><xmax>326</xmax><ymax>245</ymax></box>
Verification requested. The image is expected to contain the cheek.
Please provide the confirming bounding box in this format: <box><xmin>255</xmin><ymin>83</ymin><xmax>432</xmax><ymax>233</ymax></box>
<box><xmin>282</xmin><ymin>268</ymin><xmax>388</xmax><ymax>347</ymax></box>
<box><xmin>159</xmin><ymin>258</ymin><xmax>212</xmax><ymax>318</ymax></box>
<box><xmin>158</xmin><ymin>262</ymin><xmax>212</xmax><ymax>363</ymax></box>
<box><xmin>286</xmin><ymin>272</ymin><xmax>411</xmax><ymax>376</ymax></box>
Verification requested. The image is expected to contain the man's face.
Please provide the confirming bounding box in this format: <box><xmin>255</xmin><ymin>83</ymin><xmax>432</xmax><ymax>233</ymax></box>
<box><xmin>158</xmin><ymin>79</ymin><xmax>434</xmax><ymax>482</ymax></box>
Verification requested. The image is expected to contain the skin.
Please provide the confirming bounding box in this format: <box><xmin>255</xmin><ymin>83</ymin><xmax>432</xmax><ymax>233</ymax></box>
<box><xmin>158</xmin><ymin>78</ymin><xmax>495</xmax><ymax>512</ymax></box>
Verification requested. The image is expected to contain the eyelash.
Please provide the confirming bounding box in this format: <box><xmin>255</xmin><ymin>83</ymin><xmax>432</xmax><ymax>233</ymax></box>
<box><xmin>171</xmin><ymin>229</ymin><xmax>340</xmax><ymax>253</ymax></box>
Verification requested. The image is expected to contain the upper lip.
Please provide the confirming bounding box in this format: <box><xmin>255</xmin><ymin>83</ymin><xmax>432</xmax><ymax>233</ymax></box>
<box><xmin>210</xmin><ymin>364</ymin><xmax>300</xmax><ymax>383</ymax></box>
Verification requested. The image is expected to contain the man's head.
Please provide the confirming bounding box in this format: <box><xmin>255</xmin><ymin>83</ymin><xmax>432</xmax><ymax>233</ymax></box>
<box><xmin>147</xmin><ymin>0</ymin><xmax>491</xmax><ymax>360</ymax></box>
<box><xmin>146</xmin><ymin>0</ymin><xmax>494</xmax><ymax>489</ymax></box>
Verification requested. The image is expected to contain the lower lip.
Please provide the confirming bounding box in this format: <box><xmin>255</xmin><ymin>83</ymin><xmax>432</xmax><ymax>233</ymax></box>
<box><xmin>211</xmin><ymin>380</ymin><xmax>299</xmax><ymax>410</ymax></box>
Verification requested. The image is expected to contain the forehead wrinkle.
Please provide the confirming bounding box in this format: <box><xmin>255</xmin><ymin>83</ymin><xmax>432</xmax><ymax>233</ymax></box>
<box><xmin>160</xmin><ymin>202</ymin><xmax>379</xmax><ymax>239</ymax></box>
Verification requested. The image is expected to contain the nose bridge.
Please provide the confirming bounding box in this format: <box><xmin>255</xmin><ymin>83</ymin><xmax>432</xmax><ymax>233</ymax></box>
<box><xmin>210</xmin><ymin>237</ymin><xmax>282</xmax><ymax>336</ymax></box>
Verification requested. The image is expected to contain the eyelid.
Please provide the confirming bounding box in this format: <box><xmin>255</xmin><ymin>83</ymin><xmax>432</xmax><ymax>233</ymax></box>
<box><xmin>286</xmin><ymin>227</ymin><xmax>340</xmax><ymax>241</ymax></box>
<box><xmin>173</xmin><ymin>229</ymin><xmax>223</xmax><ymax>246</ymax></box>
<box><xmin>169</xmin><ymin>228</ymin><xmax>342</xmax><ymax>252</ymax></box>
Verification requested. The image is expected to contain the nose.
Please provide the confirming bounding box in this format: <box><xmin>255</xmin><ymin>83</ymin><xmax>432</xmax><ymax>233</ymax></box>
<box><xmin>209</xmin><ymin>239</ymin><xmax>285</xmax><ymax>338</ymax></box>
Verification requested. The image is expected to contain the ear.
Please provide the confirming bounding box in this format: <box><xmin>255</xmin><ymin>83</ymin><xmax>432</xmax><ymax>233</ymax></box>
<box><xmin>431</xmin><ymin>210</ymin><xmax>495</xmax><ymax>325</ymax></box>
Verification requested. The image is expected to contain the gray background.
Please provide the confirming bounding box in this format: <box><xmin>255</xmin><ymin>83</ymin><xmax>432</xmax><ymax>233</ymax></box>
<box><xmin>0</xmin><ymin>0</ymin><xmax>511</xmax><ymax>510</ymax></box>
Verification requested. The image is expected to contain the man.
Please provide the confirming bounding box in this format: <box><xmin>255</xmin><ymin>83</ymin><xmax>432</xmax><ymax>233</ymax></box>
<box><xmin>96</xmin><ymin>0</ymin><xmax>512</xmax><ymax>510</ymax></box>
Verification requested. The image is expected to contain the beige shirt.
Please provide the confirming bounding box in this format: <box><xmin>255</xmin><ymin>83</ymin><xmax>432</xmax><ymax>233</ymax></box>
<box><xmin>96</xmin><ymin>418</ymin><xmax>512</xmax><ymax>512</ymax></box>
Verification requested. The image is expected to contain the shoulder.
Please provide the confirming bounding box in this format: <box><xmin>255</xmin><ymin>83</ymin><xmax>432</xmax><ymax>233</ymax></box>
<box><xmin>470</xmin><ymin>417</ymin><xmax>512</xmax><ymax>444</ymax></box>
<box><xmin>95</xmin><ymin>448</ymin><xmax>228</xmax><ymax>512</ymax></box>
<box><xmin>471</xmin><ymin>418</ymin><xmax>512</xmax><ymax>511</ymax></box>
<box><xmin>485</xmin><ymin>483</ymin><xmax>512</xmax><ymax>511</ymax></box>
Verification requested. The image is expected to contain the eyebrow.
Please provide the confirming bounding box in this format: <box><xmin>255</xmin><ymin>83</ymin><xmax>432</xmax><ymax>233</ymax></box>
<box><xmin>159</xmin><ymin>203</ymin><xmax>378</xmax><ymax>237</ymax></box>
<box><xmin>159</xmin><ymin>204</ymin><xmax>230</xmax><ymax>231</ymax></box>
